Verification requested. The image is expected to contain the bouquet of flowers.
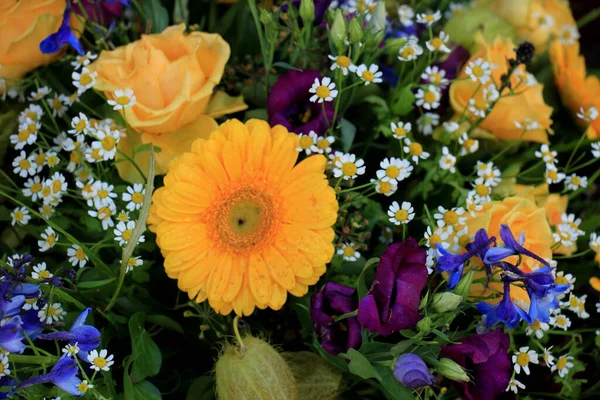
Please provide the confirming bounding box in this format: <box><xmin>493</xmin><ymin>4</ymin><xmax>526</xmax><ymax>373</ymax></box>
<box><xmin>1</xmin><ymin>0</ymin><xmax>600</xmax><ymax>399</ymax></box>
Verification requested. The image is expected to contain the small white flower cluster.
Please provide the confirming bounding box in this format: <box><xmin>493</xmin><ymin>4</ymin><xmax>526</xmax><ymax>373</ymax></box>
<box><xmin>535</xmin><ymin>144</ymin><xmax>588</xmax><ymax>192</ymax></box>
<box><xmin>553</xmin><ymin>213</ymin><xmax>585</xmax><ymax>249</ymax></box>
<box><xmin>507</xmin><ymin>346</ymin><xmax>575</xmax><ymax>394</ymax></box>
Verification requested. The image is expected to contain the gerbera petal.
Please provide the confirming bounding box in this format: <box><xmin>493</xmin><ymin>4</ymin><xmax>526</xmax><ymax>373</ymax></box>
<box><xmin>248</xmin><ymin>253</ymin><xmax>272</xmax><ymax>305</ymax></box>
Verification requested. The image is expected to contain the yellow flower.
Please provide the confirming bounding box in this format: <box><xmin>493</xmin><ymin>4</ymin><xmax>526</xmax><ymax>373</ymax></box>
<box><xmin>0</xmin><ymin>0</ymin><xmax>84</xmax><ymax>81</ymax></box>
<box><xmin>550</xmin><ymin>40</ymin><xmax>600</xmax><ymax>139</ymax></box>
<box><xmin>148</xmin><ymin>119</ymin><xmax>338</xmax><ymax>316</ymax></box>
<box><xmin>465</xmin><ymin>193</ymin><xmax>554</xmax><ymax>306</ymax></box>
<box><xmin>90</xmin><ymin>24</ymin><xmax>247</xmax><ymax>182</ymax></box>
<box><xmin>449</xmin><ymin>33</ymin><xmax>553</xmax><ymax>143</ymax></box>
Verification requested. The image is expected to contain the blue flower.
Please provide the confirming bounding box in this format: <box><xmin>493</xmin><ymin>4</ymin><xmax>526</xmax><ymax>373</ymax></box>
<box><xmin>476</xmin><ymin>282</ymin><xmax>532</xmax><ymax>329</ymax></box>
<box><xmin>0</xmin><ymin>376</ymin><xmax>15</xmax><ymax>399</ymax></box>
<box><xmin>0</xmin><ymin>316</ymin><xmax>25</xmax><ymax>354</ymax></box>
<box><xmin>17</xmin><ymin>355</ymin><xmax>82</xmax><ymax>397</ymax></box>
<box><xmin>21</xmin><ymin>309</ymin><xmax>45</xmax><ymax>340</ymax></box>
<box><xmin>436</xmin><ymin>233</ymin><xmax>495</xmax><ymax>289</ymax></box>
<box><xmin>104</xmin><ymin>0</ymin><xmax>131</xmax><ymax>5</ymax></box>
<box><xmin>38</xmin><ymin>308</ymin><xmax>100</xmax><ymax>360</ymax></box>
<box><xmin>40</xmin><ymin>5</ymin><xmax>84</xmax><ymax>55</ymax></box>
<box><xmin>484</xmin><ymin>224</ymin><xmax>550</xmax><ymax>267</ymax></box>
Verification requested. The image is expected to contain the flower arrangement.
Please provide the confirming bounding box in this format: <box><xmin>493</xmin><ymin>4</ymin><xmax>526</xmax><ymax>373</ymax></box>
<box><xmin>1</xmin><ymin>0</ymin><xmax>600</xmax><ymax>399</ymax></box>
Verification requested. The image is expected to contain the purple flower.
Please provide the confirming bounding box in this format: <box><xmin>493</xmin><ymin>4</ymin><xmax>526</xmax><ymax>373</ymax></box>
<box><xmin>311</xmin><ymin>282</ymin><xmax>362</xmax><ymax>356</ymax></box>
<box><xmin>358</xmin><ymin>238</ymin><xmax>428</xmax><ymax>336</ymax></box>
<box><xmin>393</xmin><ymin>354</ymin><xmax>434</xmax><ymax>388</ymax></box>
<box><xmin>484</xmin><ymin>224</ymin><xmax>550</xmax><ymax>267</ymax></box>
<box><xmin>39</xmin><ymin>308</ymin><xmax>101</xmax><ymax>361</ymax></box>
<box><xmin>72</xmin><ymin>0</ymin><xmax>125</xmax><ymax>26</ymax></box>
<box><xmin>476</xmin><ymin>282</ymin><xmax>531</xmax><ymax>329</ymax></box>
<box><xmin>439</xmin><ymin>329</ymin><xmax>511</xmax><ymax>400</ymax></box>
<box><xmin>267</xmin><ymin>70</ymin><xmax>334</xmax><ymax>136</ymax></box>
<box><xmin>436</xmin><ymin>232</ymin><xmax>494</xmax><ymax>289</ymax></box>
<box><xmin>0</xmin><ymin>316</ymin><xmax>25</xmax><ymax>354</ymax></box>
<box><xmin>18</xmin><ymin>355</ymin><xmax>82</xmax><ymax>397</ymax></box>
<box><xmin>40</xmin><ymin>5</ymin><xmax>84</xmax><ymax>55</ymax></box>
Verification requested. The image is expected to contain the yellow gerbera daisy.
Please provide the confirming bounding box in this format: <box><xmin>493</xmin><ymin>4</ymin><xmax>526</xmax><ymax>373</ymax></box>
<box><xmin>148</xmin><ymin>119</ymin><xmax>338</xmax><ymax>316</ymax></box>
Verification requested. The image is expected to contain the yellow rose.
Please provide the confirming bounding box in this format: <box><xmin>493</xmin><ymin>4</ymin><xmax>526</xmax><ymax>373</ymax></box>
<box><xmin>449</xmin><ymin>33</ymin><xmax>553</xmax><ymax>143</ymax></box>
<box><xmin>550</xmin><ymin>40</ymin><xmax>600</xmax><ymax>139</ymax></box>
<box><xmin>0</xmin><ymin>0</ymin><xmax>83</xmax><ymax>81</ymax></box>
<box><xmin>465</xmin><ymin>193</ymin><xmax>554</xmax><ymax>307</ymax></box>
<box><xmin>514</xmin><ymin>184</ymin><xmax>567</xmax><ymax>227</ymax></box>
<box><xmin>90</xmin><ymin>24</ymin><xmax>247</xmax><ymax>182</ymax></box>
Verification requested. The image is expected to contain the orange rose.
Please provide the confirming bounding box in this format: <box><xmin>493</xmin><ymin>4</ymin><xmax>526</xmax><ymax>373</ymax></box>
<box><xmin>90</xmin><ymin>24</ymin><xmax>247</xmax><ymax>182</ymax></box>
<box><xmin>465</xmin><ymin>193</ymin><xmax>554</xmax><ymax>306</ymax></box>
<box><xmin>549</xmin><ymin>40</ymin><xmax>600</xmax><ymax>139</ymax></box>
<box><xmin>0</xmin><ymin>0</ymin><xmax>83</xmax><ymax>81</ymax></box>
<box><xmin>449</xmin><ymin>33</ymin><xmax>553</xmax><ymax>143</ymax></box>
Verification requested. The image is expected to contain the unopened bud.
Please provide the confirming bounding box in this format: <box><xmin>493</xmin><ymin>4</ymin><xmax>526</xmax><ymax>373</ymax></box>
<box><xmin>453</xmin><ymin>269</ymin><xmax>474</xmax><ymax>300</ymax></box>
<box><xmin>417</xmin><ymin>316</ymin><xmax>432</xmax><ymax>333</ymax></box>
<box><xmin>432</xmin><ymin>292</ymin><xmax>463</xmax><ymax>313</ymax></box>
<box><xmin>437</xmin><ymin>358</ymin><xmax>470</xmax><ymax>382</ymax></box>
<box><xmin>299</xmin><ymin>0</ymin><xmax>315</xmax><ymax>26</ymax></box>
<box><xmin>331</xmin><ymin>10</ymin><xmax>346</xmax><ymax>51</ymax></box>
<box><xmin>348</xmin><ymin>18</ymin><xmax>363</xmax><ymax>43</ymax></box>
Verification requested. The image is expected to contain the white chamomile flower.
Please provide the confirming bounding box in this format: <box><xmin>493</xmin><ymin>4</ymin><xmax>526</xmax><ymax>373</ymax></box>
<box><xmin>468</xmin><ymin>98</ymin><xmax>488</xmax><ymax>118</ymax></box>
<box><xmin>68</xmin><ymin>244</ymin><xmax>89</xmax><ymax>268</ymax></box>
<box><xmin>415</xmin><ymin>85</ymin><xmax>441</xmax><ymax>110</ymax></box>
<box><xmin>38</xmin><ymin>227</ymin><xmax>59</xmax><ymax>252</ymax></box>
<box><xmin>465</xmin><ymin>58</ymin><xmax>494</xmax><ymax>84</ymax></box>
<box><xmin>47</xmin><ymin>93</ymin><xmax>67</xmax><ymax>117</ymax></box>
<box><xmin>590</xmin><ymin>232</ymin><xmax>600</xmax><ymax>254</ymax></box>
<box><xmin>334</xmin><ymin>153</ymin><xmax>366</xmax><ymax>180</ymax></box>
<box><xmin>89</xmin><ymin>181</ymin><xmax>117</xmax><ymax>208</ymax></box>
<box><xmin>554</xmin><ymin>271</ymin><xmax>575</xmax><ymax>294</ymax></box>
<box><xmin>10</xmin><ymin>119</ymin><xmax>39</xmax><ymax>149</ymax></box>
<box><xmin>114</xmin><ymin>221</ymin><xmax>145</xmax><ymax>247</ymax></box>
<box><xmin>549</xmin><ymin>313</ymin><xmax>571</xmax><ymax>330</ymax></box>
<box><xmin>535</xmin><ymin>144</ymin><xmax>557</xmax><ymax>164</ymax></box>
<box><xmin>126</xmin><ymin>256</ymin><xmax>143</xmax><ymax>273</ymax></box>
<box><xmin>443</xmin><ymin>121</ymin><xmax>459</xmax><ymax>133</ymax></box>
<box><xmin>328</xmin><ymin>54</ymin><xmax>354</xmax><ymax>75</ymax></box>
<box><xmin>23</xmin><ymin>176</ymin><xmax>44</xmax><ymax>201</ymax></box>
<box><xmin>424</xmin><ymin>226</ymin><xmax>451</xmax><ymax>255</ymax></box>
<box><xmin>562</xmin><ymin>294</ymin><xmax>590</xmax><ymax>319</ymax></box>
<box><xmin>558</xmin><ymin>24</ymin><xmax>580</xmax><ymax>45</ymax></box>
<box><xmin>0</xmin><ymin>355</ymin><xmax>10</xmax><ymax>378</ymax></box>
<box><xmin>72</xmin><ymin>67</ymin><xmax>97</xmax><ymax>95</ymax></box>
<box><xmin>314</xmin><ymin>135</ymin><xmax>335</xmax><ymax>154</ymax></box>
<box><xmin>88</xmin><ymin>202</ymin><xmax>117</xmax><ymax>231</ymax></box>
<box><xmin>470</xmin><ymin>177</ymin><xmax>492</xmax><ymax>202</ymax></box>
<box><xmin>543</xmin><ymin>347</ymin><xmax>555</xmax><ymax>367</ymax></box>
<box><xmin>525</xmin><ymin>319</ymin><xmax>550</xmax><ymax>339</ymax></box>
<box><xmin>379</xmin><ymin>226</ymin><xmax>394</xmax><ymax>245</ymax></box>
<box><xmin>416</xmin><ymin>10</ymin><xmax>441</xmax><ymax>25</ymax></box>
<box><xmin>77</xmin><ymin>380</ymin><xmax>94</xmax><ymax>394</ymax></box>
<box><xmin>577</xmin><ymin>106</ymin><xmax>598</xmax><ymax>122</ymax></box>
<box><xmin>483</xmin><ymin>85</ymin><xmax>499</xmax><ymax>103</ymax></box>
<box><xmin>445</xmin><ymin>2</ymin><xmax>466</xmax><ymax>19</ymax></box>
<box><xmin>458</xmin><ymin>133</ymin><xmax>479</xmax><ymax>155</ymax></box>
<box><xmin>107</xmin><ymin>88</ymin><xmax>136</xmax><ymax>110</ymax></box>
<box><xmin>554</xmin><ymin>224</ymin><xmax>577</xmax><ymax>247</ymax></box>
<box><xmin>403</xmin><ymin>138</ymin><xmax>430</xmax><ymax>164</ymax></box>
<box><xmin>466</xmin><ymin>193</ymin><xmax>484</xmax><ymax>215</ymax></box>
<box><xmin>376</xmin><ymin>157</ymin><xmax>413</xmax><ymax>183</ymax></box>
<box><xmin>388</xmin><ymin>201</ymin><xmax>415</xmax><ymax>225</ymax></box>
<box><xmin>309</xmin><ymin>77</ymin><xmax>338</xmax><ymax>103</ymax></box>
<box><xmin>421</xmin><ymin>66</ymin><xmax>449</xmax><ymax>86</ymax></box>
<box><xmin>551</xmin><ymin>355</ymin><xmax>574</xmax><ymax>378</ymax></box>
<box><xmin>29</xmin><ymin>87</ymin><xmax>51</xmax><ymax>101</ymax></box>
<box><xmin>71</xmin><ymin>51</ymin><xmax>97</xmax><ymax>69</ymax></box>
<box><xmin>69</xmin><ymin>112</ymin><xmax>90</xmax><ymax>135</ymax></box>
<box><xmin>398</xmin><ymin>36</ymin><xmax>423</xmax><ymax>61</ymax></box>
<box><xmin>439</xmin><ymin>146</ymin><xmax>457</xmax><ymax>173</ymax></box>
<box><xmin>591</xmin><ymin>142</ymin><xmax>600</xmax><ymax>158</ymax></box>
<box><xmin>506</xmin><ymin>378</ymin><xmax>525</xmax><ymax>394</ymax></box>
<box><xmin>561</xmin><ymin>213</ymin><xmax>584</xmax><ymax>237</ymax></box>
<box><xmin>296</xmin><ymin>131</ymin><xmax>318</xmax><ymax>155</ymax></box>
<box><xmin>123</xmin><ymin>184</ymin><xmax>145</xmax><ymax>211</ymax></box>
<box><xmin>38</xmin><ymin>302</ymin><xmax>65</xmax><ymax>324</ymax></box>
<box><xmin>46</xmin><ymin>151</ymin><xmax>59</xmax><ymax>168</ymax></box>
<box><xmin>91</xmin><ymin>127</ymin><xmax>121</xmax><ymax>160</ymax></box>
<box><xmin>87</xmin><ymin>349</ymin><xmax>115</xmax><ymax>372</ymax></box>
<box><xmin>11</xmin><ymin>207</ymin><xmax>31</xmax><ymax>226</ymax></box>
<box><xmin>47</xmin><ymin>172</ymin><xmax>68</xmax><ymax>197</ymax></box>
<box><xmin>426</xmin><ymin>31</ymin><xmax>451</xmax><ymax>53</ymax></box>
<box><xmin>116</xmin><ymin>210</ymin><xmax>130</xmax><ymax>223</ymax></box>
<box><xmin>417</xmin><ymin>113</ymin><xmax>439</xmax><ymax>135</ymax></box>
<box><xmin>31</xmin><ymin>262</ymin><xmax>53</xmax><ymax>280</ymax></box>
<box><xmin>533</xmin><ymin>11</ymin><xmax>554</xmax><ymax>29</ymax></box>
<box><xmin>373</xmin><ymin>179</ymin><xmax>398</xmax><ymax>196</ymax></box>
<box><xmin>397</xmin><ymin>4</ymin><xmax>414</xmax><ymax>26</ymax></box>
<box><xmin>565</xmin><ymin>174</ymin><xmax>587</xmax><ymax>191</ymax></box>
<box><xmin>515</xmin><ymin>118</ymin><xmax>541</xmax><ymax>131</ymax></box>
<box><xmin>62</xmin><ymin>343</ymin><xmax>80</xmax><ymax>357</ymax></box>
<box><xmin>13</xmin><ymin>150</ymin><xmax>37</xmax><ymax>177</ymax></box>
<box><xmin>434</xmin><ymin>206</ymin><xmax>466</xmax><ymax>228</ymax></box>
<box><xmin>60</xmin><ymin>92</ymin><xmax>79</xmax><ymax>106</ymax></box>
<box><xmin>390</xmin><ymin>121</ymin><xmax>411</xmax><ymax>139</ymax></box>
<box><xmin>544</xmin><ymin>164</ymin><xmax>566</xmax><ymax>184</ymax></box>
<box><xmin>512</xmin><ymin>347</ymin><xmax>538</xmax><ymax>375</ymax></box>
<box><xmin>355</xmin><ymin>64</ymin><xmax>383</xmax><ymax>85</ymax></box>
<box><xmin>338</xmin><ymin>242</ymin><xmax>360</xmax><ymax>262</ymax></box>
<box><xmin>19</xmin><ymin>104</ymin><xmax>44</xmax><ymax>124</ymax></box>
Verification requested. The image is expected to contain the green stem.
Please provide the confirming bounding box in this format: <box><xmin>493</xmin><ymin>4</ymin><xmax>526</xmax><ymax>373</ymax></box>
<box><xmin>565</xmin><ymin>129</ymin><xmax>588</xmax><ymax>170</ymax></box>
<box><xmin>577</xmin><ymin>7</ymin><xmax>600</xmax><ymax>28</ymax></box>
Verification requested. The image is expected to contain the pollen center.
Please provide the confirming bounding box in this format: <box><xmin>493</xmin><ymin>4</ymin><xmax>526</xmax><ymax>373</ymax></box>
<box><xmin>216</xmin><ymin>188</ymin><xmax>273</xmax><ymax>251</ymax></box>
<box><xmin>316</xmin><ymin>85</ymin><xmax>331</xmax><ymax>99</ymax></box>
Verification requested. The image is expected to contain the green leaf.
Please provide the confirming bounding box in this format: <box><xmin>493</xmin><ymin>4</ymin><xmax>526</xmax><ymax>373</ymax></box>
<box><xmin>375</xmin><ymin>364</ymin><xmax>414</xmax><ymax>400</ymax></box>
<box><xmin>173</xmin><ymin>0</ymin><xmax>189</xmax><ymax>24</ymax></box>
<box><xmin>390</xmin><ymin>86</ymin><xmax>415</xmax><ymax>116</ymax></box>
<box><xmin>340</xmin><ymin>118</ymin><xmax>356</xmax><ymax>152</ymax></box>
<box><xmin>186</xmin><ymin>376</ymin><xmax>215</xmax><ymax>400</ymax></box>
<box><xmin>129</xmin><ymin>312</ymin><xmax>162</xmax><ymax>382</ymax></box>
<box><xmin>390</xmin><ymin>340</ymin><xmax>413</xmax><ymax>356</ymax></box>
<box><xmin>147</xmin><ymin>314</ymin><xmax>184</xmax><ymax>334</ymax></box>
<box><xmin>244</xmin><ymin>108</ymin><xmax>268</xmax><ymax>121</ymax></box>
<box><xmin>77</xmin><ymin>277</ymin><xmax>116</xmax><ymax>289</ymax></box>
<box><xmin>141</xmin><ymin>0</ymin><xmax>169</xmax><ymax>33</ymax></box>
<box><xmin>346</xmin><ymin>348</ymin><xmax>381</xmax><ymax>381</ymax></box>
<box><xmin>131</xmin><ymin>381</ymin><xmax>162</xmax><ymax>400</ymax></box>
<box><xmin>135</xmin><ymin>143</ymin><xmax>162</xmax><ymax>154</ymax></box>
<box><xmin>356</xmin><ymin>257</ymin><xmax>379</xmax><ymax>299</ymax></box>
<box><xmin>132</xmin><ymin>269</ymin><xmax>150</xmax><ymax>284</ymax></box>
<box><xmin>272</xmin><ymin>61</ymin><xmax>302</xmax><ymax>71</ymax></box>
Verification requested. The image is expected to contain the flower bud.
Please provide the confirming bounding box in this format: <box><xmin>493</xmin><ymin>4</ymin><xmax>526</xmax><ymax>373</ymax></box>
<box><xmin>215</xmin><ymin>336</ymin><xmax>299</xmax><ymax>399</ymax></box>
<box><xmin>331</xmin><ymin>10</ymin><xmax>346</xmax><ymax>51</ymax></box>
<box><xmin>452</xmin><ymin>269</ymin><xmax>474</xmax><ymax>300</ymax></box>
<box><xmin>260</xmin><ymin>10</ymin><xmax>279</xmax><ymax>44</ymax></box>
<box><xmin>437</xmin><ymin>358</ymin><xmax>470</xmax><ymax>382</ymax></box>
<box><xmin>417</xmin><ymin>316</ymin><xmax>432</xmax><ymax>333</ymax></box>
<box><xmin>348</xmin><ymin>18</ymin><xmax>363</xmax><ymax>44</ymax></box>
<box><xmin>393</xmin><ymin>354</ymin><xmax>435</xmax><ymax>388</ymax></box>
<box><xmin>299</xmin><ymin>0</ymin><xmax>315</xmax><ymax>27</ymax></box>
<box><xmin>432</xmin><ymin>292</ymin><xmax>463</xmax><ymax>313</ymax></box>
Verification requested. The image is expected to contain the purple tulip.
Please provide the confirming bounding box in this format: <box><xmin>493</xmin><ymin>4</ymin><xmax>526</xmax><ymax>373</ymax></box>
<box><xmin>394</xmin><ymin>354</ymin><xmax>435</xmax><ymax>388</ymax></box>
<box><xmin>311</xmin><ymin>282</ymin><xmax>362</xmax><ymax>356</ymax></box>
<box><xmin>267</xmin><ymin>69</ymin><xmax>334</xmax><ymax>136</ymax></box>
<box><xmin>357</xmin><ymin>238</ymin><xmax>428</xmax><ymax>336</ymax></box>
<box><xmin>439</xmin><ymin>329</ymin><xmax>511</xmax><ymax>400</ymax></box>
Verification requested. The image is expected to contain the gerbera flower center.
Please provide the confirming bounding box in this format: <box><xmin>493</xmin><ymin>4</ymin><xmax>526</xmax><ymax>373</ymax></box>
<box><xmin>215</xmin><ymin>188</ymin><xmax>274</xmax><ymax>251</ymax></box>
<box><xmin>516</xmin><ymin>353</ymin><xmax>530</xmax><ymax>366</ymax></box>
<box><xmin>316</xmin><ymin>86</ymin><xmax>331</xmax><ymax>99</ymax></box>
<box><xmin>336</xmin><ymin>56</ymin><xmax>351</xmax><ymax>68</ymax></box>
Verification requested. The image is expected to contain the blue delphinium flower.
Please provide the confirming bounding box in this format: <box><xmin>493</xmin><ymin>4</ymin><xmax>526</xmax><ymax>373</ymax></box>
<box><xmin>39</xmin><ymin>308</ymin><xmax>101</xmax><ymax>360</ymax></box>
<box><xmin>476</xmin><ymin>282</ymin><xmax>532</xmax><ymax>329</ymax></box>
<box><xmin>40</xmin><ymin>5</ymin><xmax>84</xmax><ymax>55</ymax></box>
<box><xmin>0</xmin><ymin>376</ymin><xmax>16</xmax><ymax>399</ymax></box>
<box><xmin>0</xmin><ymin>316</ymin><xmax>26</xmax><ymax>354</ymax></box>
<box><xmin>104</xmin><ymin>0</ymin><xmax>131</xmax><ymax>5</ymax></box>
<box><xmin>17</xmin><ymin>355</ymin><xmax>82</xmax><ymax>397</ymax></box>
<box><xmin>484</xmin><ymin>224</ymin><xmax>550</xmax><ymax>267</ymax></box>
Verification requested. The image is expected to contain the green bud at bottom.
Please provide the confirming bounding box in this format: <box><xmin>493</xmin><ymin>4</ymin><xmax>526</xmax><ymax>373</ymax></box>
<box><xmin>432</xmin><ymin>292</ymin><xmax>463</xmax><ymax>313</ymax></box>
<box><xmin>438</xmin><ymin>358</ymin><xmax>470</xmax><ymax>382</ymax></box>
